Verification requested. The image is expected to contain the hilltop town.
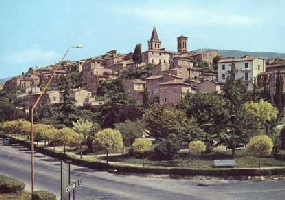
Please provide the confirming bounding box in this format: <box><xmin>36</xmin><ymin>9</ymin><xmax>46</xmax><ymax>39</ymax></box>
<box><xmin>2</xmin><ymin>27</ymin><xmax>285</xmax><ymax>112</ymax></box>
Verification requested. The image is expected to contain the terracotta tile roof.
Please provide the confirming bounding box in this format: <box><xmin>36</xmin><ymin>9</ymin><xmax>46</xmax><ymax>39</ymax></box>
<box><xmin>131</xmin><ymin>79</ymin><xmax>146</xmax><ymax>84</ymax></box>
<box><xmin>146</xmin><ymin>75</ymin><xmax>163</xmax><ymax>80</ymax></box>
<box><xmin>218</xmin><ymin>56</ymin><xmax>264</xmax><ymax>63</ymax></box>
<box><xmin>164</xmin><ymin>73</ymin><xmax>183</xmax><ymax>79</ymax></box>
<box><xmin>266</xmin><ymin>63</ymin><xmax>285</xmax><ymax>68</ymax></box>
<box><xmin>199</xmin><ymin>80</ymin><xmax>223</xmax><ymax>85</ymax></box>
<box><xmin>143</xmin><ymin>49</ymin><xmax>177</xmax><ymax>54</ymax></box>
<box><xmin>159</xmin><ymin>79</ymin><xmax>190</xmax><ymax>86</ymax></box>
<box><xmin>151</xmin><ymin>26</ymin><xmax>159</xmax><ymax>40</ymax></box>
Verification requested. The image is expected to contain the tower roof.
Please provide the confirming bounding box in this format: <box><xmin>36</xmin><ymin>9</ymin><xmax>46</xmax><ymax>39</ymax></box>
<box><xmin>151</xmin><ymin>26</ymin><xmax>159</xmax><ymax>40</ymax></box>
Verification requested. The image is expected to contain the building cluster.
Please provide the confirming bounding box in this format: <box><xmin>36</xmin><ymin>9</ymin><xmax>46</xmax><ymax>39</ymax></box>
<box><xmin>4</xmin><ymin>27</ymin><xmax>285</xmax><ymax>109</ymax></box>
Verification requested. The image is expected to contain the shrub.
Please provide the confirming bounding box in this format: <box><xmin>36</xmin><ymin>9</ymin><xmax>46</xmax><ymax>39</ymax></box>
<box><xmin>247</xmin><ymin>135</ymin><xmax>273</xmax><ymax>157</ymax></box>
<box><xmin>0</xmin><ymin>174</ymin><xmax>25</xmax><ymax>193</ymax></box>
<box><xmin>32</xmin><ymin>190</ymin><xmax>57</xmax><ymax>200</ymax></box>
<box><xmin>247</xmin><ymin>135</ymin><xmax>273</xmax><ymax>169</ymax></box>
<box><xmin>189</xmin><ymin>140</ymin><xmax>206</xmax><ymax>153</ymax></box>
<box><xmin>153</xmin><ymin>134</ymin><xmax>180</xmax><ymax>160</ymax></box>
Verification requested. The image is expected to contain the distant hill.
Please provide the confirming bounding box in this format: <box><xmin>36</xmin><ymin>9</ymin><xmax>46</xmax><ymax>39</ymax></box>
<box><xmin>194</xmin><ymin>49</ymin><xmax>285</xmax><ymax>59</ymax></box>
<box><xmin>0</xmin><ymin>77</ymin><xmax>11</xmax><ymax>83</ymax></box>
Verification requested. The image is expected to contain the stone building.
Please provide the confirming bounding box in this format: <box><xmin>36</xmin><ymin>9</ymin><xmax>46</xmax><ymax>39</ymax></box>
<box><xmin>148</xmin><ymin>27</ymin><xmax>161</xmax><ymax>50</ymax></box>
<box><xmin>177</xmin><ymin>35</ymin><xmax>188</xmax><ymax>53</ymax></box>
<box><xmin>71</xmin><ymin>88</ymin><xmax>93</xmax><ymax>107</ymax></box>
<box><xmin>159</xmin><ymin>79</ymin><xmax>192</xmax><ymax>105</ymax></box>
<box><xmin>125</xmin><ymin>79</ymin><xmax>146</xmax><ymax>104</ymax></box>
<box><xmin>142</xmin><ymin>27</ymin><xmax>176</xmax><ymax>65</ymax></box>
<box><xmin>198</xmin><ymin>80</ymin><xmax>222</xmax><ymax>94</ymax></box>
<box><xmin>146</xmin><ymin>74</ymin><xmax>183</xmax><ymax>99</ymax></box>
<box><xmin>190</xmin><ymin>50</ymin><xmax>220</xmax><ymax>65</ymax></box>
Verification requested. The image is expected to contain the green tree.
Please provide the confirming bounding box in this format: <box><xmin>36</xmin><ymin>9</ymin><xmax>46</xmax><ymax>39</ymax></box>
<box><xmin>46</xmin><ymin>127</ymin><xmax>60</xmax><ymax>151</ymax></box>
<box><xmin>262</xmin><ymin>74</ymin><xmax>271</xmax><ymax>101</ymax></box>
<box><xmin>10</xmin><ymin>119</ymin><xmax>31</xmax><ymax>138</ymax></box>
<box><xmin>281</xmin><ymin>126</ymin><xmax>285</xmax><ymax>149</ymax></box>
<box><xmin>247</xmin><ymin>134</ymin><xmax>273</xmax><ymax>169</ymax></box>
<box><xmin>188</xmin><ymin>140</ymin><xmax>206</xmax><ymax>169</ymax></box>
<box><xmin>98</xmin><ymin>78</ymin><xmax>129</xmax><ymax>104</ymax></box>
<box><xmin>243</xmin><ymin>99</ymin><xmax>278</xmax><ymax>130</ymax></box>
<box><xmin>223</xmin><ymin>63</ymin><xmax>247</xmax><ymax>113</ymax></box>
<box><xmin>56</xmin><ymin>79</ymin><xmax>79</xmax><ymax>128</ymax></box>
<box><xmin>35</xmin><ymin>93</ymin><xmax>54</xmax><ymax>121</ymax></box>
<box><xmin>99</xmin><ymin>103</ymin><xmax>143</xmax><ymax>128</ymax></box>
<box><xmin>132</xmin><ymin>138</ymin><xmax>152</xmax><ymax>167</ymax></box>
<box><xmin>67</xmin><ymin>131</ymin><xmax>84</xmax><ymax>159</ymax></box>
<box><xmin>132</xmin><ymin>43</ymin><xmax>142</xmax><ymax>68</ymax></box>
<box><xmin>72</xmin><ymin>118</ymin><xmax>93</xmax><ymax>145</ymax></box>
<box><xmin>0</xmin><ymin>97</ymin><xmax>17</xmax><ymax>122</ymax></box>
<box><xmin>153</xmin><ymin>134</ymin><xmax>180</xmax><ymax>160</ymax></box>
<box><xmin>180</xmin><ymin>92</ymin><xmax>229</xmax><ymax>151</ymax></box>
<box><xmin>59</xmin><ymin>127</ymin><xmax>77</xmax><ymax>154</ymax></box>
<box><xmin>144</xmin><ymin>103</ymin><xmax>176</xmax><ymax>140</ymax></box>
<box><xmin>115</xmin><ymin>120</ymin><xmax>145</xmax><ymax>147</ymax></box>
<box><xmin>222</xmin><ymin>63</ymin><xmax>249</xmax><ymax>157</ymax></box>
<box><xmin>93</xmin><ymin>128</ymin><xmax>123</xmax><ymax>164</ymax></box>
<box><xmin>274</xmin><ymin>70</ymin><xmax>284</xmax><ymax>119</ymax></box>
<box><xmin>35</xmin><ymin>124</ymin><xmax>57</xmax><ymax>147</ymax></box>
<box><xmin>33</xmin><ymin>124</ymin><xmax>43</xmax><ymax>145</ymax></box>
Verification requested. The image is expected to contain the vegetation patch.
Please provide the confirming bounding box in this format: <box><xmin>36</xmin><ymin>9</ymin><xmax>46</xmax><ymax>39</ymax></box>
<box><xmin>0</xmin><ymin>174</ymin><xmax>25</xmax><ymax>193</ymax></box>
<box><xmin>32</xmin><ymin>190</ymin><xmax>57</xmax><ymax>200</ymax></box>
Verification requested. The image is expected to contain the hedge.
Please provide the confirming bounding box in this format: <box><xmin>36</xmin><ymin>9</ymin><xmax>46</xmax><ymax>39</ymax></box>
<box><xmin>32</xmin><ymin>190</ymin><xmax>57</xmax><ymax>200</ymax></box>
<box><xmin>0</xmin><ymin>174</ymin><xmax>25</xmax><ymax>193</ymax></box>
<box><xmin>111</xmin><ymin>165</ymin><xmax>285</xmax><ymax>177</ymax></box>
<box><xmin>3</xmin><ymin>134</ymin><xmax>285</xmax><ymax>177</ymax></box>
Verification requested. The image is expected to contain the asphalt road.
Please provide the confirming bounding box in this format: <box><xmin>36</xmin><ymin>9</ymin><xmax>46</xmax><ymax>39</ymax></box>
<box><xmin>1</xmin><ymin>142</ymin><xmax>285</xmax><ymax>200</ymax></box>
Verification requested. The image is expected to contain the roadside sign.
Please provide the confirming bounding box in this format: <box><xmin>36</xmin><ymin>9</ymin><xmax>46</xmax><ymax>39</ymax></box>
<box><xmin>66</xmin><ymin>179</ymin><xmax>82</xmax><ymax>193</ymax></box>
<box><xmin>61</xmin><ymin>161</ymin><xmax>70</xmax><ymax>200</ymax></box>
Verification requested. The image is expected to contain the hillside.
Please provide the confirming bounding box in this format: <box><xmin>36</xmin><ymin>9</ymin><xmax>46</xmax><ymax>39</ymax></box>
<box><xmin>194</xmin><ymin>49</ymin><xmax>285</xmax><ymax>59</ymax></box>
<box><xmin>0</xmin><ymin>77</ymin><xmax>11</xmax><ymax>83</ymax></box>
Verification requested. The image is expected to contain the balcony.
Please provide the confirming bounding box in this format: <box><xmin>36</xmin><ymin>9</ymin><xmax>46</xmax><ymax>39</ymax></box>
<box><xmin>240</xmin><ymin>68</ymin><xmax>251</xmax><ymax>72</ymax></box>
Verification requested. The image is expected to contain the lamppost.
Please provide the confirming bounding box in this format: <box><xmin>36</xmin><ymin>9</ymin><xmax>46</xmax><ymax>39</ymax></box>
<box><xmin>30</xmin><ymin>44</ymin><xmax>83</xmax><ymax>194</ymax></box>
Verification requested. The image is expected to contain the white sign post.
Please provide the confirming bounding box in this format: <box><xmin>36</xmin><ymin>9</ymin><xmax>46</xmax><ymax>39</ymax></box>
<box><xmin>61</xmin><ymin>161</ymin><xmax>70</xmax><ymax>200</ymax></box>
<box><xmin>66</xmin><ymin>179</ymin><xmax>82</xmax><ymax>193</ymax></box>
<box><xmin>66</xmin><ymin>179</ymin><xmax>82</xmax><ymax>200</ymax></box>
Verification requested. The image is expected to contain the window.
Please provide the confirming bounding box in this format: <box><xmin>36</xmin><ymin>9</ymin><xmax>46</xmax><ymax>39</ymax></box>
<box><xmin>164</xmin><ymin>60</ymin><xmax>166</xmax><ymax>63</ymax></box>
<box><xmin>245</xmin><ymin>72</ymin><xmax>248</xmax><ymax>80</ymax></box>
<box><xmin>245</xmin><ymin>63</ymin><xmax>248</xmax><ymax>68</ymax></box>
<box><xmin>222</xmin><ymin>65</ymin><xmax>225</xmax><ymax>70</ymax></box>
<box><xmin>152</xmin><ymin>59</ymin><xmax>154</xmax><ymax>63</ymax></box>
<box><xmin>222</xmin><ymin>74</ymin><xmax>226</xmax><ymax>80</ymax></box>
<box><xmin>258</xmin><ymin>65</ymin><xmax>260</xmax><ymax>70</ymax></box>
<box><xmin>159</xmin><ymin>53</ymin><xmax>161</xmax><ymax>56</ymax></box>
<box><xmin>53</xmin><ymin>97</ymin><xmax>56</xmax><ymax>101</ymax></box>
<box><xmin>164</xmin><ymin>98</ymin><xmax>167</xmax><ymax>103</ymax></box>
<box><xmin>159</xmin><ymin>59</ymin><xmax>161</xmax><ymax>63</ymax></box>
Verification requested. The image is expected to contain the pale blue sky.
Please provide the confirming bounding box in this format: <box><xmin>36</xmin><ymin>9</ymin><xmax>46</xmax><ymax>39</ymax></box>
<box><xmin>1</xmin><ymin>0</ymin><xmax>285</xmax><ymax>78</ymax></box>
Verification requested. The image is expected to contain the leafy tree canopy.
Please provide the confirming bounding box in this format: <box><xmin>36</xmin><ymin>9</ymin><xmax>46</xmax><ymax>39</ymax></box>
<box><xmin>243</xmin><ymin>99</ymin><xmax>278</xmax><ymax>129</ymax></box>
<box><xmin>144</xmin><ymin>103</ymin><xmax>176</xmax><ymax>139</ymax></box>
<box><xmin>115</xmin><ymin>120</ymin><xmax>145</xmax><ymax>147</ymax></box>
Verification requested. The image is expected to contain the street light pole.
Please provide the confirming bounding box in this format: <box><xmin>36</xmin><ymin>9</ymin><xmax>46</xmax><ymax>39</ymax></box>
<box><xmin>30</xmin><ymin>44</ymin><xmax>83</xmax><ymax>194</ymax></box>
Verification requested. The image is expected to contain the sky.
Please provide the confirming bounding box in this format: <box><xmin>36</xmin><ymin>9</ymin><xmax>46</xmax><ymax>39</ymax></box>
<box><xmin>1</xmin><ymin>0</ymin><xmax>285</xmax><ymax>79</ymax></box>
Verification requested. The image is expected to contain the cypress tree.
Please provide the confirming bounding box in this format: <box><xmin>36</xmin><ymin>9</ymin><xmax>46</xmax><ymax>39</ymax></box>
<box><xmin>275</xmin><ymin>70</ymin><xmax>284</xmax><ymax>119</ymax></box>
<box><xmin>132</xmin><ymin>44</ymin><xmax>142</xmax><ymax>68</ymax></box>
